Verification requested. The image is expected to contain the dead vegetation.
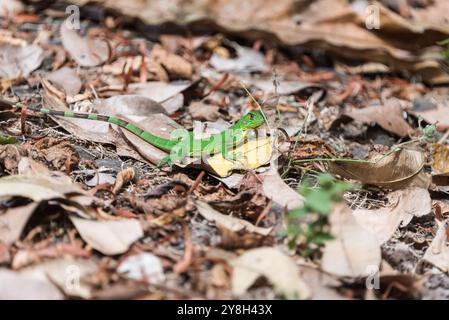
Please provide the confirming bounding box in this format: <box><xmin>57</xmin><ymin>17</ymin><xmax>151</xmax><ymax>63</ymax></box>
<box><xmin>0</xmin><ymin>0</ymin><xmax>449</xmax><ymax>300</ymax></box>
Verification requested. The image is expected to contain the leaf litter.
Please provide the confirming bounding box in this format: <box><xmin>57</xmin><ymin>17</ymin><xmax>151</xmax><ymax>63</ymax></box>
<box><xmin>0</xmin><ymin>0</ymin><xmax>448</xmax><ymax>300</ymax></box>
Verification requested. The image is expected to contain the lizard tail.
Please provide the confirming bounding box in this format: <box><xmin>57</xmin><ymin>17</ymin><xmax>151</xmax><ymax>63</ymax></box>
<box><xmin>14</xmin><ymin>102</ymin><xmax>176</xmax><ymax>152</ymax></box>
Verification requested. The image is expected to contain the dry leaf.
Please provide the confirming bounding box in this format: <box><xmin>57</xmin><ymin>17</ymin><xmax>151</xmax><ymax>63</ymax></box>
<box><xmin>206</xmin><ymin>137</ymin><xmax>273</xmax><ymax>177</ymax></box>
<box><xmin>432</xmin><ymin>143</ymin><xmax>449</xmax><ymax>176</ymax></box>
<box><xmin>321</xmin><ymin>204</ymin><xmax>381</xmax><ymax>277</ymax></box>
<box><xmin>196</xmin><ymin>201</ymin><xmax>272</xmax><ymax>236</ymax></box>
<box><xmin>43</xmin><ymin>94</ymin><xmax>117</xmax><ymax>144</ymax></box>
<box><xmin>20</xmin><ymin>258</ymin><xmax>97</xmax><ymax>299</ymax></box>
<box><xmin>329</xmin><ymin>149</ymin><xmax>429</xmax><ymax>190</ymax></box>
<box><xmin>70</xmin><ymin>216</ymin><xmax>143</xmax><ymax>255</ymax></box>
<box><xmin>251</xmin><ymin>79</ymin><xmax>323</xmax><ymax>96</ymax></box>
<box><xmin>127</xmin><ymin>81</ymin><xmax>191</xmax><ymax>104</ymax></box>
<box><xmin>0</xmin><ymin>174</ymin><xmax>85</xmax><ymax>201</ymax></box>
<box><xmin>218</xmin><ymin>225</ymin><xmax>273</xmax><ymax>250</ymax></box>
<box><xmin>68</xmin><ymin>0</ymin><xmax>449</xmax><ymax>83</ymax></box>
<box><xmin>422</xmin><ymin>220</ymin><xmax>449</xmax><ymax>273</ymax></box>
<box><xmin>0</xmin><ymin>269</ymin><xmax>63</xmax><ymax>299</ymax></box>
<box><xmin>210</xmin><ymin>42</ymin><xmax>268</xmax><ymax>73</ymax></box>
<box><xmin>120</xmin><ymin>113</ymin><xmax>182</xmax><ymax>164</ymax></box>
<box><xmin>112</xmin><ymin>167</ymin><xmax>135</xmax><ymax>194</ymax></box>
<box><xmin>353</xmin><ymin>188</ymin><xmax>431</xmax><ymax>244</ymax></box>
<box><xmin>0</xmin><ymin>42</ymin><xmax>44</xmax><ymax>80</ymax></box>
<box><xmin>0</xmin><ymin>0</ymin><xmax>23</xmax><ymax>16</ymax></box>
<box><xmin>117</xmin><ymin>252</ymin><xmax>165</xmax><ymax>284</ymax></box>
<box><xmin>45</xmin><ymin>67</ymin><xmax>82</xmax><ymax>97</ymax></box>
<box><xmin>262</xmin><ymin>167</ymin><xmax>304</xmax><ymax>210</ymax></box>
<box><xmin>0</xmin><ymin>202</ymin><xmax>39</xmax><ymax>245</ymax></box>
<box><xmin>299</xmin><ymin>266</ymin><xmax>346</xmax><ymax>300</ymax></box>
<box><xmin>344</xmin><ymin>100</ymin><xmax>413</xmax><ymax>137</ymax></box>
<box><xmin>411</xmin><ymin>101</ymin><xmax>449</xmax><ymax>131</ymax></box>
<box><xmin>60</xmin><ymin>19</ymin><xmax>108</xmax><ymax>67</ymax></box>
<box><xmin>94</xmin><ymin>95</ymin><xmax>167</xmax><ymax>116</ymax></box>
<box><xmin>188</xmin><ymin>101</ymin><xmax>221</xmax><ymax>121</ymax></box>
<box><xmin>230</xmin><ymin>247</ymin><xmax>311</xmax><ymax>299</ymax></box>
<box><xmin>149</xmin><ymin>44</ymin><xmax>193</xmax><ymax>79</ymax></box>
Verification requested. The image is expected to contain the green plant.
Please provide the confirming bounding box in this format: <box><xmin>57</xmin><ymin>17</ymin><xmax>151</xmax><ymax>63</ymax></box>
<box><xmin>283</xmin><ymin>174</ymin><xmax>352</xmax><ymax>256</ymax></box>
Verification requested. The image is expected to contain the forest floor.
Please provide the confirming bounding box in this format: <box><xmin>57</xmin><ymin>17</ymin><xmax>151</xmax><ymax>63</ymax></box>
<box><xmin>1</xmin><ymin>0</ymin><xmax>449</xmax><ymax>300</ymax></box>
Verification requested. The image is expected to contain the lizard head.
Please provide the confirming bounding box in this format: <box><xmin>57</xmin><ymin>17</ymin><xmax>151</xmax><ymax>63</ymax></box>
<box><xmin>236</xmin><ymin>110</ymin><xmax>265</xmax><ymax>129</ymax></box>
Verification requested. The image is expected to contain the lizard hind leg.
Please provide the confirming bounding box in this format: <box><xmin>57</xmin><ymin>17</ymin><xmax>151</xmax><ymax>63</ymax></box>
<box><xmin>156</xmin><ymin>155</ymin><xmax>173</xmax><ymax>168</ymax></box>
<box><xmin>157</xmin><ymin>143</ymin><xmax>188</xmax><ymax>168</ymax></box>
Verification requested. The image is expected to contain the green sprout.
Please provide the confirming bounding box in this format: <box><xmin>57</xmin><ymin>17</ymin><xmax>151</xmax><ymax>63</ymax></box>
<box><xmin>283</xmin><ymin>174</ymin><xmax>352</xmax><ymax>257</ymax></box>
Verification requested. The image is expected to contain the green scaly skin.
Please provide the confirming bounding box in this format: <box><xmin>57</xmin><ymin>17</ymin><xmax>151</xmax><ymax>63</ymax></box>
<box><xmin>13</xmin><ymin>102</ymin><xmax>265</xmax><ymax>167</ymax></box>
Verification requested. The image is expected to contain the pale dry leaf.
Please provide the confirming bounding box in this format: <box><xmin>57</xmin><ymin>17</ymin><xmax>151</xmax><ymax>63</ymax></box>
<box><xmin>210</xmin><ymin>43</ymin><xmax>268</xmax><ymax>73</ymax></box>
<box><xmin>410</xmin><ymin>101</ymin><xmax>449</xmax><ymax>131</ymax></box>
<box><xmin>45</xmin><ymin>67</ymin><xmax>82</xmax><ymax>96</ymax></box>
<box><xmin>60</xmin><ymin>19</ymin><xmax>108</xmax><ymax>67</ymax></box>
<box><xmin>353</xmin><ymin>188</ymin><xmax>431</xmax><ymax>244</ymax></box>
<box><xmin>0</xmin><ymin>269</ymin><xmax>63</xmax><ymax>300</ymax></box>
<box><xmin>321</xmin><ymin>204</ymin><xmax>381</xmax><ymax>277</ymax></box>
<box><xmin>17</xmin><ymin>157</ymin><xmax>51</xmax><ymax>176</ymax></box>
<box><xmin>188</xmin><ymin>101</ymin><xmax>221</xmax><ymax>121</ymax></box>
<box><xmin>231</xmin><ymin>247</ymin><xmax>311</xmax><ymax>299</ymax></box>
<box><xmin>117</xmin><ymin>252</ymin><xmax>165</xmax><ymax>284</ymax></box>
<box><xmin>70</xmin><ymin>216</ymin><xmax>143</xmax><ymax>255</ymax></box>
<box><xmin>0</xmin><ymin>0</ymin><xmax>23</xmax><ymax>17</ymax></box>
<box><xmin>94</xmin><ymin>95</ymin><xmax>167</xmax><ymax>116</ymax></box>
<box><xmin>251</xmin><ymin>79</ymin><xmax>323</xmax><ymax>96</ymax></box>
<box><xmin>422</xmin><ymin>220</ymin><xmax>449</xmax><ymax>273</ymax></box>
<box><xmin>85</xmin><ymin>172</ymin><xmax>116</xmax><ymax>187</ymax></box>
<box><xmin>127</xmin><ymin>81</ymin><xmax>191</xmax><ymax>104</ymax></box>
<box><xmin>0</xmin><ymin>202</ymin><xmax>39</xmax><ymax>245</ymax></box>
<box><xmin>196</xmin><ymin>200</ymin><xmax>272</xmax><ymax>236</ymax></box>
<box><xmin>299</xmin><ymin>266</ymin><xmax>346</xmax><ymax>300</ymax></box>
<box><xmin>0</xmin><ymin>174</ymin><xmax>85</xmax><ymax>201</ymax></box>
<box><xmin>0</xmin><ymin>42</ymin><xmax>44</xmax><ymax>80</ymax></box>
<box><xmin>20</xmin><ymin>258</ymin><xmax>97</xmax><ymax>299</ymax></box>
<box><xmin>344</xmin><ymin>100</ymin><xmax>413</xmax><ymax>137</ymax></box>
<box><xmin>262</xmin><ymin>167</ymin><xmax>304</xmax><ymax>210</ymax></box>
<box><xmin>409</xmin><ymin>0</ymin><xmax>449</xmax><ymax>33</ymax></box>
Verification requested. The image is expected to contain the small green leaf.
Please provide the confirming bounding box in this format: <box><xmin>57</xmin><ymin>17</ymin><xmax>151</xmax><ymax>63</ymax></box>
<box><xmin>309</xmin><ymin>232</ymin><xmax>334</xmax><ymax>244</ymax></box>
<box><xmin>287</xmin><ymin>223</ymin><xmax>301</xmax><ymax>235</ymax></box>
<box><xmin>289</xmin><ymin>207</ymin><xmax>307</xmax><ymax>218</ymax></box>
<box><xmin>305</xmin><ymin>189</ymin><xmax>331</xmax><ymax>215</ymax></box>
<box><xmin>317</xmin><ymin>173</ymin><xmax>335</xmax><ymax>188</ymax></box>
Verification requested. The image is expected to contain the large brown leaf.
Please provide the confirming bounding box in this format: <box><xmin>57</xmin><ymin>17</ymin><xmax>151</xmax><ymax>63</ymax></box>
<box><xmin>329</xmin><ymin>149</ymin><xmax>429</xmax><ymax>190</ymax></box>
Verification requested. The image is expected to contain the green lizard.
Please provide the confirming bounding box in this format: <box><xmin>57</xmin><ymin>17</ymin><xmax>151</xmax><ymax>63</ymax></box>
<box><xmin>12</xmin><ymin>102</ymin><xmax>266</xmax><ymax>167</ymax></box>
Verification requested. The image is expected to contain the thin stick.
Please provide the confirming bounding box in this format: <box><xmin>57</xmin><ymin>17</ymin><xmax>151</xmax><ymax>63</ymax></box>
<box><xmin>187</xmin><ymin>170</ymin><xmax>205</xmax><ymax>196</ymax></box>
<box><xmin>372</xmin><ymin>139</ymin><xmax>418</xmax><ymax>164</ymax></box>
<box><xmin>282</xmin><ymin>97</ymin><xmax>314</xmax><ymax>177</ymax></box>
<box><xmin>293</xmin><ymin>157</ymin><xmax>373</xmax><ymax>164</ymax></box>
<box><xmin>240</xmin><ymin>81</ymin><xmax>271</xmax><ymax>132</ymax></box>
<box><xmin>292</xmin><ymin>139</ymin><xmax>419</xmax><ymax>166</ymax></box>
